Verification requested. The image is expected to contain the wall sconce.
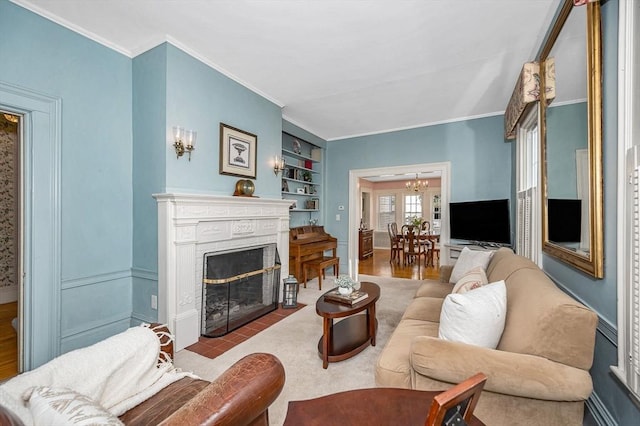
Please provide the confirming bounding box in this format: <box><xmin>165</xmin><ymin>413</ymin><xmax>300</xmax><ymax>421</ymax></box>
<box><xmin>273</xmin><ymin>154</ymin><xmax>286</xmax><ymax>175</ymax></box>
<box><xmin>173</xmin><ymin>126</ymin><xmax>197</xmax><ymax>161</ymax></box>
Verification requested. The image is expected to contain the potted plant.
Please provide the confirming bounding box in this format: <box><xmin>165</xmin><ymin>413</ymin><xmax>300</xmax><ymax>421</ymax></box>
<box><xmin>410</xmin><ymin>216</ymin><xmax>423</xmax><ymax>228</ymax></box>
<box><xmin>335</xmin><ymin>275</ymin><xmax>361</xmax><ymax>295</ymax></box>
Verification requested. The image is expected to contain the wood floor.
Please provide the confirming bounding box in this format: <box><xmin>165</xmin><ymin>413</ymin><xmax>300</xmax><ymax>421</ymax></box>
<box><xmin>358</xmin><ymin>248</ymin><xmax>440</xmax><ymax>280</ymax></box>
<box><xmin>0</xmin><ymin>302</ymin><xmax>18</xmax><ymax>381</ymax></box>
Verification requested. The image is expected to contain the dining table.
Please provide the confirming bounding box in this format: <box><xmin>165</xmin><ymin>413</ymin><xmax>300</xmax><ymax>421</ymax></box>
<box><xmin>398</xmin><ymin>227</ymin><xmax>440</xmax><ymax>267</ymax></box>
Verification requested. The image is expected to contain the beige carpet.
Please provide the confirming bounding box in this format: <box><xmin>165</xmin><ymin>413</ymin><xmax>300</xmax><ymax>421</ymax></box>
<box><xmin>174</xmin><ymin>274</ymin><xmax>422</xmax><ymax>426</ymax></box>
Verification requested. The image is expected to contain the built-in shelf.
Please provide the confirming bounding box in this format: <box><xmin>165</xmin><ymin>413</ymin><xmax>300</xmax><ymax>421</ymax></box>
<box><xmin>282</xmin><ymin>148</ymin><xmax>320</xmax><ymax>163</ymax></box>
<box><xmin>282</xmin><ymin>131</ymin><xmax>323</xmax><ymax>227</ymax></box>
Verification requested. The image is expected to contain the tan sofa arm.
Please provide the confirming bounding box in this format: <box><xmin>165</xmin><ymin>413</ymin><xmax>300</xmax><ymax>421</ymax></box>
<box><xmin>160</xmin><ymin>353</ymin><xmax>285</xmax><ymax>426</ymax></box>
<box><xmin>439</xmin><ymin>265</ymin><xmax>453</xmax><ymax>283</ymax></box>
<box><xmin>410</xmin><ymin>337</ymin><xmax>592</xmax><ymax>401</ymax></box>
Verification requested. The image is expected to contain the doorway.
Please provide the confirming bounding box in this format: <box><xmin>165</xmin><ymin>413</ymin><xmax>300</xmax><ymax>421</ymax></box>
<box><xmin>0</xmin><ymin>111</ymin><xmax>21</xmax><ymax>380</ymax></box>
<box><xmin>348</xmin><ymin>162</ymin><xmax>451</xmax><ymax>278</ymax></box>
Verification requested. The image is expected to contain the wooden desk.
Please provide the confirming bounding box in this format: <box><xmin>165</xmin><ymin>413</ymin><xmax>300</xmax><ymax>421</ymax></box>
<box><xmin>283</xmin><ymin>387</ymin><xmax>485</xmax><ymax>425</ymax></box>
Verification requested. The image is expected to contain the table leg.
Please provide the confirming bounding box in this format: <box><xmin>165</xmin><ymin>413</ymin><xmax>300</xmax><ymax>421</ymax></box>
<box><xmin>368</xmin><ymin>304</ymin><xmax>377</xmax><ymax>346</ymax></box>
<box><xmin>322</xmin><ymin>317</ymin><xmax>331</xmax><ymax>369</ymax></box>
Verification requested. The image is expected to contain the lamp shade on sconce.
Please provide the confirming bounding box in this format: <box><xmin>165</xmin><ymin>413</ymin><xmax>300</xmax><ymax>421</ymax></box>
<box><xmin>172</xmin><ymin>126</ymin><xmax>196</xmax><ymax>161</ymax></box>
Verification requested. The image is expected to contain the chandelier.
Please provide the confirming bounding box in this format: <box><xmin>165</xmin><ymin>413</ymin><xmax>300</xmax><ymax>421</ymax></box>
<box><xmin>406</xmin><ymin>173</ymin><xmax>428</xmax><ymax>192</ymax></box>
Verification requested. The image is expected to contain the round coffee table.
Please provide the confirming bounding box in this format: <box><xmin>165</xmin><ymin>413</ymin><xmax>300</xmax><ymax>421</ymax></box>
<box><xmin>315</xmin><ymin>281</ymin><xmax>380</xmax><ymax>369</ymax></box>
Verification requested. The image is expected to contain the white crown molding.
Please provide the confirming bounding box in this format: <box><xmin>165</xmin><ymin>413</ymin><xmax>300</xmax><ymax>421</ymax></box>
<box><xmin>326</xmin><ymin>110</ymin><xmax>506</xmax><ymax>142</ymax></box>
<box><xmin>160</xmin><ymin>36</ymin><xmax>285</xmax><ymax>108</ymax></box>
<box><xmin>10</xmin><ymin>0</ymin><xmax>132</xmax><ymax>56</ymax></box>
<box><xmin>10</xmin><ymin>1</ymin><xmax>285</xmax><ymax>109</ymax></box>
<box><xmin>281</xmin><ymin>113</ymin><xmax>328</xmax><ymax>141</ymax></box>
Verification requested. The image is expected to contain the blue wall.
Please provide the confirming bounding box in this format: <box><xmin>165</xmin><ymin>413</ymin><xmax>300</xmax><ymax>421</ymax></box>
<box><xmin>325</xmin><ymin>115</ymin><xmax>513</xmax><ymax>264</ymax></box>
<box><xmin>131</xmin><ymin>44</ymin><xmax>167</xmax><ymax>323</ymax></box>
<box><xmin>0</xmin><ymin>0</ymin><xmax>133</xmax><ymax>354</ymax></box>
<box><xmin>1</xmin><ymin>0</ymin><xmax>284</xmax><ymax>355</ymax></box>
<box><xmin>130</xmin><ymin>44</ymin><xmax>283</xmax><ymax>323</ymax></box>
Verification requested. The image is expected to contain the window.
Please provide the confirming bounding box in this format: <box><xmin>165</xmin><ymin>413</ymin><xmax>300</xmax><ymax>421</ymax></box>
<box><xmin>515</xmin><ymin>108</ymin><xmax>540</xmax><ymax>264</ymax></box>
<box><xmin>377</xmin><ymin>195</ymin><xmax>395</xmax><ymax>231</ymax></box>
<box><xmin>404</xmin><ymin>194</ymin><xmax>423</xmax><ymax>224</ymax></box>
<box><xmin>613</xmin><ymin>0</ymin><xmax>640</xmax><ymax>402</ymax></box>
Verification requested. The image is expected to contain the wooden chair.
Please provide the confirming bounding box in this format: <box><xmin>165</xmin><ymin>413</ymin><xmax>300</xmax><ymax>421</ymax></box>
<box><xmin>402</xmin><ymin>225</ymin><xmax>427</xmax><ymax>267</ymax></box>
<box><xmin>388</xmin><ymin>223</ymin><xmax>403</xmax><ymax>264</ymax></box>
<box><xmin>425</xmin><ymin>372</ymin><xmax>487</xmax><ymax>426</ymax></box>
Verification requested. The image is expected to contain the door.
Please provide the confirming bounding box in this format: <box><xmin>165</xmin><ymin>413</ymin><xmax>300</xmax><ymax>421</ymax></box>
<box><xmin>0</xmin><ymin>111</ymin><xmax>21</xmax><ymax>379</ymax></box>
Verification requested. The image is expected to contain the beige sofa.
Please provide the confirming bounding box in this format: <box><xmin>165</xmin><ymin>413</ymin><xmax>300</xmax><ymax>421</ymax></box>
<box><xmin>375</xmin><ymin>248</ymin><xmax>597</xmax><ymax>425</ymax></box>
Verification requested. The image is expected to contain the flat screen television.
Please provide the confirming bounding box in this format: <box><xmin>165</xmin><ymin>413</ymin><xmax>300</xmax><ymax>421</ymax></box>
<box><xmin>449</xmin><ymin>199</ymin><xmax>511</xmax><ymax>245</ymax></box>
<box><xmin>547</xmin><ymin>199</ymin><xmax>581</xmax><ymax>243</ymax></box>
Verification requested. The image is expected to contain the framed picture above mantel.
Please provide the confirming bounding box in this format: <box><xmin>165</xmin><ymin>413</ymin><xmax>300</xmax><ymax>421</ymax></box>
<box><xmin>219</xmin><ymin>123</ymin><xmax>257</xmax><ymax>179</ymax></box>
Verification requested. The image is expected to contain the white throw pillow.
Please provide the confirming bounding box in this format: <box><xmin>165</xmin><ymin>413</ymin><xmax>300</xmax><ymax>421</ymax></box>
<box><xmin>24</xmin><ymin>386</ymin><xmax>123</xmax><ymax>426</ymax></box>
<box><xmin>452</xmin><ymin>266</ymin><xmax>488</xmax><ymax>294</ymax></box>
<box><xmin>449</xmin><ymin>247</ymin><xmax>493</xmax><ymax>283</ymax></box>
<box><xmin>438</xmin><ymin>280</ymin><xmax>507</xmax><ymax>349</ymax></box>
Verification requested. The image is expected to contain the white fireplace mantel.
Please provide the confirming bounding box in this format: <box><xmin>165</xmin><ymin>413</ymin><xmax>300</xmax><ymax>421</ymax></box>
<box><xmin>154</xmin><ymin>193</ymin><xmax>292</xmax><ymax>350</ymax></box>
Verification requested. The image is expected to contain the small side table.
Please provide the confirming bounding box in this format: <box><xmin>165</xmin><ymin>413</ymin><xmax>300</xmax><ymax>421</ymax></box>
<box><xmin>315</xmin><ymin>282</ymin><xmax>380</xmax><ymax>369</ymax></box>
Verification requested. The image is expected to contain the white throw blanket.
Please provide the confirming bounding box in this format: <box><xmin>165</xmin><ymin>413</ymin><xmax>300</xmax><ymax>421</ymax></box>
<box><xmin>0</xmin><ymin>326</ymin><xmax>198</xmax><ymax>425</ymax></box>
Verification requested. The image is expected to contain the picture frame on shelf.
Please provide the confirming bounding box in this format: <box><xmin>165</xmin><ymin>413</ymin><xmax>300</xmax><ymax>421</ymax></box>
<box><xmin>296</xmin><ymin>187</ymin><xmax>305</xmax><ymax>194</ymax></box>
<box><xmin>219</xmin><ymin>123</ymin><xmax>257</xmax><ymax>178</ymax></box>
<box><xmin>292</xmin><ymin>138</ymin><xmax>301</xmax><ymax>154</ymax></box>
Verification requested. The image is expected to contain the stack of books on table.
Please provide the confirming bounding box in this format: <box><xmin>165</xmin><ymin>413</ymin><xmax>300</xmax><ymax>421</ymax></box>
<box><xmin>324</xmin><ymin>290</ymin><xmax>368</xmax><ymax>306</ymax></box>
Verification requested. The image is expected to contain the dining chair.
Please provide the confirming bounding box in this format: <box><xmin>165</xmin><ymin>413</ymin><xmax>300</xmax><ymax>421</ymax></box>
<box><xmin>402</xmin><ymin>225</ymin><xmax>427</xmax><ymax>267</ymax></box>
<box><xmin>425</xmin><ymin>372</ymin><xmax>487</xmax><ymax>426</ymax></box>
<box><xmin>387</xmin><ymin>223</ymin><xmax>403</xmax><ymax>264</ymax></box>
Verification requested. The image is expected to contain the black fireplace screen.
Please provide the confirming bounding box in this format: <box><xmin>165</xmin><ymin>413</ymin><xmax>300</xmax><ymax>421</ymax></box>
<box><xmin>202</xmin><ymin>244</ymin><xmax>280</xmax><ymax>337</ymax></box>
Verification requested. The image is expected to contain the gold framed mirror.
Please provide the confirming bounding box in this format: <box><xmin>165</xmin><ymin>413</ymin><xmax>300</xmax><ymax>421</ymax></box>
<box><xmin>539</xmin><ymin>0</ymin><xmax>603</xmax><ymax>278</ymax></box>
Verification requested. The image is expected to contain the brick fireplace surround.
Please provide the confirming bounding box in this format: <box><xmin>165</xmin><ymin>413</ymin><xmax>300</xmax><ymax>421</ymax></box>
<box><xmin>155</xmin><ymin>193</ymin><xmax>292</xmax><ymax>351</ymax></box>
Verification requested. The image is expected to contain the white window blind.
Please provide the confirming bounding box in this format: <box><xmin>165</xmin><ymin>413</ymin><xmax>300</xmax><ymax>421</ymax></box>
<box><xmin>517</xmin><ymin>188</ymin><xmax>534</xmax><ymax>259</ymax></box>
<box><xmin>378</xmin><ymin>195</ymin><xmax>396</xmax><ymax>231</ymax></box>
<box><xmin>515</xmin><ymin>110</ymin><xmax>539</xmax><ymax>264</ymax></box>
<box><xmin>613</xmin><ymin>0</ymin><xmax>640</xmax><ymax>401</ymax></box>
<box><xmin>625</xmin><ymin>146</ymin><xmax>640</xmax><ymax>398</ymax></box>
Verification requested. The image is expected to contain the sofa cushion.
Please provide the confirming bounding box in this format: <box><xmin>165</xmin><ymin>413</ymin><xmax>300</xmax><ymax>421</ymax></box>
<box><xmin>486</xmin><ymin>248</ymin><xmax>538</xmax><ymax>282</ymax></box>
<box><xmin>439</xmin><ymin>280</ymin><xmax>507</xmax><ymax>349</ymax></box>
<box><xmin>484</xmin><ymin>247</ymin><xmax>513</xmax><ymax>277</ymax></box>
<box><xmin>24</xmin><ymin>386</ymin><xmax>123</xmax><ymax>426</ymax></box>
<box><xmin>402</xmin><ymin>297</ymin><xmax>445</xmax><ymax>323</ymax></box>
<box><xmin>375</xmin><ymin>319</ymin><xmax>439</xmax><ymax>388</ymax></box>
<box><xmin>414</xmin><ymin>281</ymin><xmax>454</xmax><ymax>298</ymax></box>
<box><xmin>497</xmin><ymin>268</ymin><xmax>598</xmax><ymax>370</ymax></box>
<box><xmin>451</xmin><ymin>266</ymin><xmax>488</xmax><ymax>294</ymax></box>
<box><xmin>449</xmin><ymin>247</ymin><xmax>493</xmax><ymax>283</ymax></box>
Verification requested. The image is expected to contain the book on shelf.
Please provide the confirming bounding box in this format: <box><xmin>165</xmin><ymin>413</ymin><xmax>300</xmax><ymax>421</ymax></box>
<box><xmin>324</xmin><ymin>289</ymin><xmax>368</xmax><ymax>305</ymax></box>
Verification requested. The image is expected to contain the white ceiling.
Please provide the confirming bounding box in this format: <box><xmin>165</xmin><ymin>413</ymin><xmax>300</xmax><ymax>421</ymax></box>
<box><xmin>14</xmin><ymin>0</ymin><xmax>562</xmax><ymax>141</ymax></box>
